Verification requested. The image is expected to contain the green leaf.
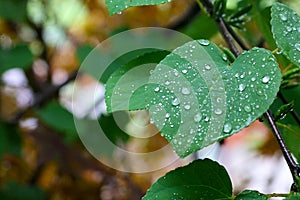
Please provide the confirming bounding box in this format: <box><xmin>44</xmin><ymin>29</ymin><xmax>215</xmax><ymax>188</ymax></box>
<box><xmin>271</xmin><ymin>3</ymin><xmax>300</xmax><ymax>68</ymax></box>
<box><xmin>285</xmin><ymin>193</ymin><xmax>300</xmax><ymax>200</ymax></box>
<box><xmin>0</xmin><ymin>45</ymin><xmax>33</xmax><ymax>75</ymax></box>
<box><xmin>0</xmin><ymin>123</ymin><xmax>21</xmax><ymax>158</ymax></box>
<box><xmin>147</xmin><ymin>40</ymin><xmax>281</xmax><ymax>157</ymax></box>
<box><xmin>274</xmin><ymin>100</ymin><xmax>295</xmax><ymax>121</ymax></box>
<box><xmin>280</xmin><ymin>124</ymin><xmax>300</xmax><ymax>163</ymax></box>
<box><xmin>105</xmin><ymin>0</ymin><xmax>171</xmax><ymax>15</ymax></box>
<box><xmin>0</xmin><ymin>182</ymin><xmax>46</xmax><ymax>200</ymax></box>
<box><xmin>105</xmin><ymin>50</ymin><xmax>170</xmax><ymax>112</ymax></box>
<box><xmin>35</xmin><ymin>101</ymin><xmax>78</xmax><ymax>143</ymax></box>
<box><xmin>98</xmin><ymin>112</ymin><xmax>130</xmax><ymax>143</ymax></box>
<box><xmin>142</xmin><ymin>159</ymin><xmax>233</xmax><ymax>200</ymax></box>
<box><xmin>0</xmin><ymin>0</ymin><xmax>28</xmax><ymax>22</ymax></box>
<box><xmin>235</xmin><ymin>190</ymin><xmax>268</xmax><ymax>200</ymax></box>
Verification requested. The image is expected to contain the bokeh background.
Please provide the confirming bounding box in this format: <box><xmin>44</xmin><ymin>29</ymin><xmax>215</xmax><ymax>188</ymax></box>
<box><xmin>0</xmin><ymin>0</ymin><xmax>300</xmax><ymax>199</ymax></box>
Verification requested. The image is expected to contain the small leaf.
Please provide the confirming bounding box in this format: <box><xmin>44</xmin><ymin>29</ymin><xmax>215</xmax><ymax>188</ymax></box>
<box><xmin>35</xmin><ymin>101</ymin><xmax>78</xmax><ymax>143</ymax></box>
<box><xmin>0</xmin><ymin>0</ymin><xmax>28</xmax><ymax>22</ymax></box>
<box><xmin>235</xmin><ymin>190</ymin><xmax>268</xmax><ymax>200</ymax></box>
<box><xmin>274</xmin><ymin>100</ymin><xmax>295</xmax><ymax>121</ymax></box>
<box><xmin>282</xmin><ymin>68</ymin><xmax>300</xmax><ymax>80</ymax></box>
<box><xmin>0</xmin><ymin>45</ymin><xmax>33</xmax><ymax>75</ymax></box>
<box><xmin>271</xmin><ymin>3</ymin><xmax>300</xmax><ymax>68</ymax></box>
<box><xmin>142</xmin><ymin>159</ymin><xmax>233</xmax><ymax>200</ymax></box>
<box><xmin>213</xmin><ymin>0</ymin><xmax>227</xmax><ymax>19</ymax></box>
<box><xmin>105</xmin><ymin>0</ymin><xmax>171</xmax><ymax>15</ymax></box>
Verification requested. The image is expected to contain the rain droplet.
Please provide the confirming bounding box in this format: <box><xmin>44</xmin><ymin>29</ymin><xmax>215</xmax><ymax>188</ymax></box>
<box><xmin>181</xmin><ymin>87</ymin><xmax>190</xmax><ymax>95</ymax></box>
<box><xmin>279</xmin><ymin>13</ymin><xmax>287</xmax><ymax>21</ymax></box>
<box><xmin>194</xmin><ymin>113</ymin><xmax>202</xmax><ymax>122</ymax></box>
<box><xmin>182</xmin><ymin>69</ymin><xmax>188</xmax><ymax>74</ymax></box>
<box><xmin>184</xmin><ymin>104</ymin><xmax>191</xmax><ymax>110</ymax></box>
<box><xmin>165</xmin><ymin>113</ymin><xmax>170</xmax><ymax>119</ymax></box>
<box><xmin>214</xmin><ymin>108</ymin><xmax>223</xmax><ymax>115</ymax></box>
<box><xmin>256</xmin><ymin>86</ymin><xmax>264</xmax><ymax>96</ymax></box>
<box><xmin>295</xmin><ymin>43</ymin><xmax>300</xmax><ymax>51</ymax></box>
<box><xmin>244</xmin><ymin>105</ymin><xmax>252</xmax><ymax>113</ymax></box>
<box><xmin>262</xmin><ymin>76</ymin><xmax>270</xmax><ymax>83</ymax></box>
<box><xmin>154</xmin><ymin>87</ymin><xmax>160</xmax><ymax>92</ymax></box>
<box><xmin>223</xmin><ymin>123</ymin><xmax>232</xmax><ymax>133</ymax></box>
<box><xmin>172</xmin><ymin>98</ymin><xmax>180</xmax><ymax>106</ymax></box>
<box><xmin>251</xmin><ymin>77</ymin><xmax>256</xmax><ymax>82</ymax></box>
<box><xmin>204</xmin><ymin>64</ymin><xmax>211</xmax><ymax>70</ymax></box>
<box><xmin>165</xmin><ymin>80</ymin><xmax>170</xmax><ymax>85</ymax></box>
<box><xmin>199</xmin><ymin>39</ymin><xmax>210</xmax><ymax>46</ymax></box>
<box><xmin>222</xmin><ymin>54</ymin><xmax>227</xmax><ymax>61</ymax></box>
<box><xmin>204</xmin><ymin>116</ymin><xmax>210</xmax><ymax>122</ymax></box>
<box><xmin>238</xmin><ymin>84</ymin><xmax>246</xmax><ymax>92</ymax></box>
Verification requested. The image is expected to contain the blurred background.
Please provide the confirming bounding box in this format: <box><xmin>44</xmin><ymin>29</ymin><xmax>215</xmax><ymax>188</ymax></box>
<box><xmin>0</xmin><ymin>0</ymin><xmax>300</xmax><ymax>199</ymax></box>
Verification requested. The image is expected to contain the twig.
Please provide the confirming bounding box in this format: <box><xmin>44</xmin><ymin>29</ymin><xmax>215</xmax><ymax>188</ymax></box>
<box><xmin>199</xmin><ymin>0</ymin><xmax>300</xmax><ymax>190</ymax></box>
<box><xmin>264</xmin><ymin>111</ymin><xmax>300</xmax><ymax>189</ymax></box>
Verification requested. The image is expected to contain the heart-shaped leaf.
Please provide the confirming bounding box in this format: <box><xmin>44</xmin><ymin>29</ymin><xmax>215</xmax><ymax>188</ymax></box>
<box><xmin>147</xmin><ymin>40</ymin><xmax>281</xmax><ymax>157</ymax></box>
<box><xmin>271</xmin><ymin>2</ymin><xmax>300</xmax><ymax>68</ymax></box>
<box><xmin>105</xmin><ymin>0</ymin><xmax>171</xmax><ymax>15</ymax></box>
<box><xmin>142</xmin><ymin>159</ymin><xmax>233</xmax><ymax>200</ymax></box>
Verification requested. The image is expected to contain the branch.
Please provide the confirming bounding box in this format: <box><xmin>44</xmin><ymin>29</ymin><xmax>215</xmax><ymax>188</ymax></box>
<box><xmin>199</xmin><ymin>0</ymin><xmax>300</xmax><ymax>190</ymax></box>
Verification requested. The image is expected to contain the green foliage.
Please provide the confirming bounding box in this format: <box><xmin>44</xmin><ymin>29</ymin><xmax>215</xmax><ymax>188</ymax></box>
<box><xmin>105</xmin><ymin>0</ymin><xmax>171</xmax><ymax>15</ymax></box>
<box><xmin>35</xmin><ymin>101</ymin><xmax>78</xmax><ymax>143</ymax></box>
<box><xmin>107</xmin><ymin>39</ymin><xmax>281</xmax><ymax>157</ymax></box>
<box><xmin>98</xmin><ymin>112</ymin><xmax>130</xmax><ymax>144</ymax></box>
<box><xmin>142</xmin><ymin>159</ymin><xmax>233</xmax><ymax>200</ymax></box>
<box><xmin>235</xmin><ymin>190</ymin><xmax>268</xmax><ymax>200</ymax></box>
<box><xmin>0</xmin><ymin>182</ymin><xmax>47</xmax><ymax>200</ymax></box>
<box><xmin>285</xmin><ymin>193</ymin><xmax>300</xmax><ymax>200</ymax></box>
<box><xmin>271</xmin><ymin>3</ymin><xmax>300</xmax><ymax>68</ymax></box>
<box><xmin>0</xmin><ymin>0</ymin><xmax>28</xmax><ymax>22</ymax></box>
<box><xmin>0</xmin><ymin>45</ymin><xmax>33</xmax><ymax>75</ymax></box>
<box><xmin>105</xmin><ymin>50</ymin><xmax>170</xmax><ymax>112</ymax></box>
<box><xmin>0</xmin><ymin>123</ymin><xmax>21</xmax><ymax>158</ymax></box>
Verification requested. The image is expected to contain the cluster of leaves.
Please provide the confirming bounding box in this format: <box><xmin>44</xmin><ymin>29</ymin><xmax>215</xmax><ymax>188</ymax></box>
<box><xmin>103</xmin><ymin>0</ymin><xmax>300</xmax><ymax>199</ymax></box>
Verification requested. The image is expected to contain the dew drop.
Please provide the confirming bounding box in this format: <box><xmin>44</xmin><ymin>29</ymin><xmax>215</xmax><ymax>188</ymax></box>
<box><xmin>204</xmin><ymin>116</ymin><xmax>210</xmax><ymax>122</ymax></box>
<box><xmin>222</xmin><ymin>54</ymin><xmax>227</xmax><ymax>61</ymax></box>
<box><xmin>199</xmin><ymin>39</ymin><xmax>210</xmax><ymax>46</ymax></box>
<box><xmin>165</xmin><ymin>113</ymin><xmax>170</xmax><ymax>119</ymax></box>
<box><xmin>295</xmin><ymin>43</ymin><xmax>300</xmax><ymax>51</ymax></box>
<box><xmin>251</xmin><ymin>77</ymin><xmax>256</xmax><ymax>82</ymax></box>
<box><xmin>279</xmin><ymin>13</ymin><xmax>287</xmax><ymax>21</ymax></box>
<box><xmin>154</xmin><ymin>87</ymin><xmax>160</xmax><ymax>92</ymax></box>
<box><xmin>238</xmin><ymin>84</ymin><xmax>246</xmax><ymax>92</ymax></box>
<box><xmin>262</xmin><ymin>76</ymin><xmax>270</xmax><ymax>83</ymax></box>
<box><xmin>165</xmin><ymin>80</ymin><xmax>170</xmax><ymax>85</ymax></box>
<box><xmin>181</xmin><ymin>87</ymin><xmax>191</xmax><ymax>95</ymax></box>
<box><xmin>204</xmin><ymin>64</ymin><xmax>211</xmax><ymax>70</ymax></box>
<box><xmin>223</xmin><ymin>123</ymin><xmax>232</xmax><ymax>133</ymax></box>
<box><xmin>244</xmin><ymin>105</ymin><xmax>252</xmax><ymax>112</ymax></box>
<box><xmin>184</xmin><ymin>104</ymin><xmax>191</xmax><ymax>110</ymax></box>
<box><xmin>172</xmin><ymin>98</ymin><xmax>180</xmax><ymax>106</ymax></box>
<box><xmin>182</xmin><ymin>69</ymin><xmax>188</xmax><ymax>74</ymax></box>
<box><xmin>214</xmin><ymin>108</ymin><xmax>223</xmax><ymax>115</ymax></box>
<box><xmin>194</xmin><ymin>113</ymin><xmax>202</xmax><ymax>122</ymax></box>
<box><xmin>256</xmin><ymin>86</ymin><xmax>264</xmax><ymax>96</ymax></box>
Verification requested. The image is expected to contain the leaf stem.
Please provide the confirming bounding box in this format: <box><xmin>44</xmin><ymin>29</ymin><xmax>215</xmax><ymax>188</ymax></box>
<box><xmin>272</xmin><ymin>48</ymin><xmax>279</xmax><ymax>54</ymax></box>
